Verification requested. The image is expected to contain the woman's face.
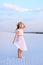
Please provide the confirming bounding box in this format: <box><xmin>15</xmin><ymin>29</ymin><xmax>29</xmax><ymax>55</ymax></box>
<box><xmin>19</xmin><ymin>24</ymin><xmax>22</xmax><ymax>28</ymax></box>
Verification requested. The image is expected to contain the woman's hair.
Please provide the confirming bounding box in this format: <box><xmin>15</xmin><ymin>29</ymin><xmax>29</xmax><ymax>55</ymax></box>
<box><xmin>16</xmin><ymin>22</ymin><xmax>22</xmax><ymax>29</ymax></box>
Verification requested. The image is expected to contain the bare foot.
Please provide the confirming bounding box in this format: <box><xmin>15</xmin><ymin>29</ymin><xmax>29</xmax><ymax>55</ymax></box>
<box><xmin>18</xmin><ymin>56</ymin><xmax>24</xmax><ymax>59</ymax></box>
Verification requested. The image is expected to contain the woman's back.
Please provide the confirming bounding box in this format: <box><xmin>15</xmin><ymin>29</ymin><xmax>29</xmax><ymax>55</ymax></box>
<box><xmin>17</xmin><ymin>29</ymin><xmax>23</xmax><ymax>36</ymax></box>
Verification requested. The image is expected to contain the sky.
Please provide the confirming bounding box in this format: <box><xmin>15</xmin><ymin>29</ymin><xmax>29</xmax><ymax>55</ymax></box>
<box><xmin>0</xmin><ymin>0</ymin><xmax>43</xmax><ymax>32</ymax></box>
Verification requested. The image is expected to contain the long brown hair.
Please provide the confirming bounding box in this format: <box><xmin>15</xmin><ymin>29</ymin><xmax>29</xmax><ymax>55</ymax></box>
<box><xmin>16</xmin><ymin>22</ymin><xmax>22</xmax><ymax>29</ymax></box>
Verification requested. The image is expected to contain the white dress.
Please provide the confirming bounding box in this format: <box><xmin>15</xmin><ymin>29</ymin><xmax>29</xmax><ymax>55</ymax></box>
<box><xmin>14</xmin><ymin>29</ymin><xmax>27</xmax><ymax>51</ymax></box>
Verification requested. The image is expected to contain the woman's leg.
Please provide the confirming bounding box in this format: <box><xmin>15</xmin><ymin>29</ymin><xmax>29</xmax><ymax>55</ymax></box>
<box><xmin>18</xmin><ymin>49</ymin><xmax>22</xmax><ymax>58</ymax></box>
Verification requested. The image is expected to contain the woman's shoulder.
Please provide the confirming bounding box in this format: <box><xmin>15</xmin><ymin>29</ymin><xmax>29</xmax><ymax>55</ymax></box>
<box><xmin>16</xmin><ymin>29</ymin><xmax>20</xmax><ymax>32</ymax></box>
<box><xmin>16</xmin><ymin>29</ymin><xmax>23</xmax><ymax>32</ymax></box>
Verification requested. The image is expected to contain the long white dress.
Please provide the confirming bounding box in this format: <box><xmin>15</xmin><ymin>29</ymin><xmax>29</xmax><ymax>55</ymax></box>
<box><xmin>14</xmin><ymin>29</ymin><xmax>27</xmax><ymax>51</ymax></box>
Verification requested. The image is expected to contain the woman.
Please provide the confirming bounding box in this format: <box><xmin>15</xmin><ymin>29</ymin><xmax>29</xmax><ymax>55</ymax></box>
<box><xmin>13</xmin><ymin>22</ymin><xmax>27</xmax><ymax>58</ymax></box>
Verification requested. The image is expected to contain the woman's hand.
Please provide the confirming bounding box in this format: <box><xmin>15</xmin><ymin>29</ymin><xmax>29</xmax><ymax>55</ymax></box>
<box><xmin>22</xmin><ymin>23</ymin><xmax>27</xmax><ymax>29</ymax></box>
<box><xmin>13</xmin><ymin>40</ymin><xmax>14</xmax><ymax>44</ymax></box>
<box><xmin>13</xmin><ymin>39</ymin><xmax>16</xmax><ymax>44</ymax></box>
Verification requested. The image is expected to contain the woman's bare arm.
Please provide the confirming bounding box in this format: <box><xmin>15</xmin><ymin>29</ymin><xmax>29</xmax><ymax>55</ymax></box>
<box><xmin>13</xmin><ymin>31</ymin><xmax>18</xmax><ymax>44</ymax></box>
<box><xmin>22</xmin><ymin>23</ymin><xmax>27</xmax><ymax>29</ymax></box>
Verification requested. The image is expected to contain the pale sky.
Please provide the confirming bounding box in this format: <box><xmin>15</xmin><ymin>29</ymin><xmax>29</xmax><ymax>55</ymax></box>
<box><xmin>0</xmin><ymin>0</ymin><xmax>43</xmax><ymax>32</ymax></box>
